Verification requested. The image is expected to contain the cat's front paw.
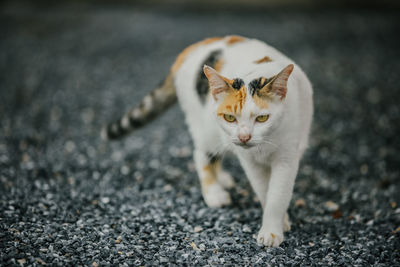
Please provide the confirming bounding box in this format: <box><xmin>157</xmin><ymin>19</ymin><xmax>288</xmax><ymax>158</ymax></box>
<box><xmin>257</xmin><ymin>226</ymin><xmax>284</xmax><ymax>247</ymax></box>
<box><xmin>203</xmin><ymin>184</ymin><xmax>232</xmax><ymax>208</ymax></box>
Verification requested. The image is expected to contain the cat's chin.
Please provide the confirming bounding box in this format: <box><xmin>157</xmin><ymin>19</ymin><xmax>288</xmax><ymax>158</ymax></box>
<box><xmin>234</xmin><ymin>142</ymin><xmax>255</xmax><ymax>149</ymax></box>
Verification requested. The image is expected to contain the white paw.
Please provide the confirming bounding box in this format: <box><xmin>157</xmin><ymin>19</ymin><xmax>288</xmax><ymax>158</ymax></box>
<box><xmin>217</xmin><ymin>170</ymin><xmax>235</xmax><ymax>189</ymax></box>
<box><xmin>203</xmin><ymin>183</ymin><xmax>232</xmax><ymax>208</ymax></box>
<box><xmin>257</xmin><ymin>226</ymin><xmax>284</xmax><ymax>247</ymax></box>
<box><xmin>283</xmin><ymin>212</ymin><xmax>291</xmax><ymax>232</ymax></box>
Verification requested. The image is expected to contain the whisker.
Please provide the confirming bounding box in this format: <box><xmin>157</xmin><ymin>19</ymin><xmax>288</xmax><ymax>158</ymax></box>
<box><xmin>251</xmin><ymin>138</ymin><xmax>279</xmax><ymax>148</ymax></box>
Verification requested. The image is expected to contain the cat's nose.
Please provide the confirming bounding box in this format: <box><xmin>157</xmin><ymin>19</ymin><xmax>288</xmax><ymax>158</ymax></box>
<box><xmin>238</xmin><ymin>134</ymin><xmax>251</xmax><ymax>144</ymax></box>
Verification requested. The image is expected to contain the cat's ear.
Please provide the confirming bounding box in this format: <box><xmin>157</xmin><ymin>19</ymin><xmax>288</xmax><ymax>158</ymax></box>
<box><xmin>258</xmin><ymin>64</ymin><xmax>294</xmax><ymax>101</ymax></box>
<box><xmin>203</xmin><ymin>65</ymin><xmax>233</xmax><ymax>101</ymax></box>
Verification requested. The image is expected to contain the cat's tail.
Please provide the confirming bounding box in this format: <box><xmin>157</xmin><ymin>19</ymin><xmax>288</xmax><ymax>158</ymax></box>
<box><xmin>101</xmin><ymin>73</ymin><xmax>176</xmax><ymax>140</ymax></box>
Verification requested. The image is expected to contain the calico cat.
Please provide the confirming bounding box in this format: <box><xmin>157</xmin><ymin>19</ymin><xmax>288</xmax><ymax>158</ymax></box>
<box><xmin>102</xmin><ymin>35</ymin><xmax>313</xmax><ymax>247</ymax></box>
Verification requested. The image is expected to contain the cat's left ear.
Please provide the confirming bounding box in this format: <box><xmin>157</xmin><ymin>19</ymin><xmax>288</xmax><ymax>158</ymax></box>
<box><xmin>258</xmin><ymin>64</ymin><xmax>294</xmax><ymax>101</ymax></box>
<box><xmin>203</xmin><ymin>65</ymin><xmax>233</xmax><ymax>101</ymax></box>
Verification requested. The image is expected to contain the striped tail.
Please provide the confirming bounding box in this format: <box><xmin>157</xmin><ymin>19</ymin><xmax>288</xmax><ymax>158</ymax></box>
<box><xmin>101</xmin><ymin>73</ymin><xmax>176</xmax><ymax>140</ymax></box>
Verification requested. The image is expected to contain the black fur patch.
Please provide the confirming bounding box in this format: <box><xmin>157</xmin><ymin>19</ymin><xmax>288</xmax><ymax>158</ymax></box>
<box><xmin>248</xmin><ymin>77</ymin><xmax>273</xmax><ymax>95</ymax></box>
<box><xmin>129</xmin><ymin>116</ymin><xmax>144</xmax><ymax>128</ymax></box>
<box><xmin>196</xmin><ymin>50</ymin><xmax>222</xmax><ymax>103</ymax></box>
<box><xmin>206</xmin><ymin>153</ymin><xmax>221</xmax><ymax>164</ymax></box>
<box><xmin>232</xmin><ymin>78</ymin><xmax>244</xmax><ymax>90</ymax></box>
<box><xmin>107</xmin><ymin>119</ymin><xmax>128</xmax><ymax>139</ymax></box>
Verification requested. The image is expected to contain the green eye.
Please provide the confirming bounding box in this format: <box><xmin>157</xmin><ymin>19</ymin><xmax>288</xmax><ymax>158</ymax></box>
<box><xmin>256</xmin><ymin>115</ymin><xmax>269</xmax><ymax>123</ymax></box>
<box><xmin>223</xmin><ymin>114</ymin><xmax>236</xmax><ymax>123</ymax></box>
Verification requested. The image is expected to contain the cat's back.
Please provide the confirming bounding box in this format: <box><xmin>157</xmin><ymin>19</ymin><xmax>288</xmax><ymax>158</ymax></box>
<box><xmin>173</xmin><ymin>36</ymin><xmax>294</xmax><ymax>83</ymax></box>
<box><xmin>221</xmin><ymin>38</ymin><xmax>293</xmax><ymax>77</ymax></box>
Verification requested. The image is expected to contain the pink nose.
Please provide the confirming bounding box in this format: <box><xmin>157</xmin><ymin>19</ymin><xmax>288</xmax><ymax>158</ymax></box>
<box><xmin>239</xmin><ymin>134</ymin><xmax>251</xmax><ymax>144</ymax></box>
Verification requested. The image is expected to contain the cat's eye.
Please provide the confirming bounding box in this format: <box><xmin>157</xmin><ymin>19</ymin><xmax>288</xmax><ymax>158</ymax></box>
<box><xmin>256</xmin><ymin>115</ymin><xmax>270</xmax><ymax>123</ymax></box>
<box><xmin>223</xmin><ymin>114</ymin><xmax>236</xmax><ymax>123</ymax></box>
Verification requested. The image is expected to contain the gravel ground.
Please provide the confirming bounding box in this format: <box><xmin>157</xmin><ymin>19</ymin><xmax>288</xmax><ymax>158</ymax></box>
<box><xmin>1</xmin><ymin>2</ymin><xmax>399</xmax><ymax>266</ymax></box>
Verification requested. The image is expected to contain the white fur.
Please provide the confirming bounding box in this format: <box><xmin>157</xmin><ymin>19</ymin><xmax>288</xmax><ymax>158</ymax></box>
<box><xmin>174</xmin><ymin>36</ymin><xmax>313</xmax><ymax>247</ymax></box>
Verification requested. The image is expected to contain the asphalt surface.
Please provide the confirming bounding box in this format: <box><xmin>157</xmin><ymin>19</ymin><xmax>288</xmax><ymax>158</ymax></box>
<box><xmin>1</xmin><ymin>2</ymin><xmax>399</xmax><ymax>266</ymax></box>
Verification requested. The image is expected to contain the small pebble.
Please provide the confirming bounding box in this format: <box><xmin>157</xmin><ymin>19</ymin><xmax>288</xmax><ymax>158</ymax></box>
<box><xmin>295</xmin><ymin>198</ymin><xmax>306</xmax><ymax>208</ymax></box>
<box><xmin>190</xmin><ymin>242</ymin><xmax>200</xmax><ymax>251</ymax></box>
<box><xmin>65</xmin><ymin>141</ymin><xmax>76</xmax><ymax>153</ymax></box>
<box><xmin>101</xmin><ymin>197</ymin><xmax>110</xmax><ymax>204</ymax></box>
<box><xmin>324</xmin><ymin>201</ymin><xmax>339</xmax><ymax>211</ymax></box>
<box><xmin>194</xmin><ymin>226</ymin><xmax>203</xmax><ymax>233</ymax></box>
<box><xmin>163</xmin><ymin>184</ymin><xmax>173</xmax><ymax>192</ymax></box>
<box><xmin>243</xmin><ymin>225</ymin><xmax>252</xmax><ymax>233</ymax></box>
<box><xmin>121</xmin><ymin>165</ymin><xmax>130</xmax><ymax>175</ymax></box>
<box><xmin>360</xmin><ymin>164</ymin><xmax>369</xmax><ymax>175</ymax></box>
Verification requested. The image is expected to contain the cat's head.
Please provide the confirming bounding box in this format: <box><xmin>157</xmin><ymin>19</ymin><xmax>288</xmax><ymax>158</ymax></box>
<box><xmin>204</xmin><ymin>64</ymin><xmax>293</xmax><ymax>149</ymax></box>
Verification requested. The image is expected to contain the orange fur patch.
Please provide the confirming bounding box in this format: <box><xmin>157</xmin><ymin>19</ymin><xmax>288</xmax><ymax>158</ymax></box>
<box><xmin>201</xmin><ymin>163</ymin><xmax>220</xmax><ymax>193</ymax></box>
<box><xmin>253</xmin><ymin>94</ymin><xmax>269</xmax><ymax>109</ymax></box>
<box><xmin>202</xmin><ymin>173</ymin><xmax>216</xmax><ymax>186</ymax></box>
<box><xmin>217</xmin><ymin>86</ymin><xmax>247</xmax><ymax>115</ymax></box>
<box><xmin>171</xmin><ymin>37</ymin><xmax>223</xmax><ymax>73</ymax></box>
<box><xmin>226</xmin><ymin>35</ymin><xmax>246</xmax><ymax>45</ymax></box>
<box><xmin>254</xmin><ymin>56</ymin><xmax>273</xmax><ymax>64</ymax></box>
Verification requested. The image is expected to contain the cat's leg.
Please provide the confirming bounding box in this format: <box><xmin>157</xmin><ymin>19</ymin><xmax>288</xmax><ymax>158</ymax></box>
<box><xmin>238</xmin><ymin>156</ymin><xmax>271</xmax><ymax>209</ymax></box>
<box><xmin>204</xmin><ymin>154</ymin><xmax>235</xmax><ymax>189</ymax></box>
<box><xmin>215</xmin><ymin>160</ymin><xmax>235</xmax><ymax>189</ymax></box>
<box><xmin>194</xmin><ymin>150</ymin><xmax>232</xmax><ymax>208</ymax></box>
<box><xmin>256</xmin><ymin>154</ymin><xmax>299</xmax><ymax>247</ymax></box>
<box><xmin>239</xmin><ymin>156</ymin><xmax>292</xmax><ymax>234</ymax></box>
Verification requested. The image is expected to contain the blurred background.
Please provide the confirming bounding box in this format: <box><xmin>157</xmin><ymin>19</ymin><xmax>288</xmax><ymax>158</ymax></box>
<box><xmin>1</xmin><ymin>0</ymin><xmax>399</xmax><ymax>266</ymax></box>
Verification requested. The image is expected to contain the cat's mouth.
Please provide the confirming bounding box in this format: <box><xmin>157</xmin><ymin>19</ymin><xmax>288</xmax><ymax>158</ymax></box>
<box><xmin>234</xmin><ymin>142</ymin><xmax>255</xmax><ymax>149</ymax></box>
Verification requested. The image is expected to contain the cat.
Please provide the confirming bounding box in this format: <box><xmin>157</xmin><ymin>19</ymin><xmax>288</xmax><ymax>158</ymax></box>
<box><xmin>102</xmin><ymin>35</ymin><xmax>313</xmax><ymax>247</ymax></box>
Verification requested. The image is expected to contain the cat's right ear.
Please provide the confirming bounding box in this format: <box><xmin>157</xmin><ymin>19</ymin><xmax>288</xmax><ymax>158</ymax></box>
<box><xmin>203</xmin><ymin>65</ymin><xmax>232</xmax><ymax>101</ymax></box>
